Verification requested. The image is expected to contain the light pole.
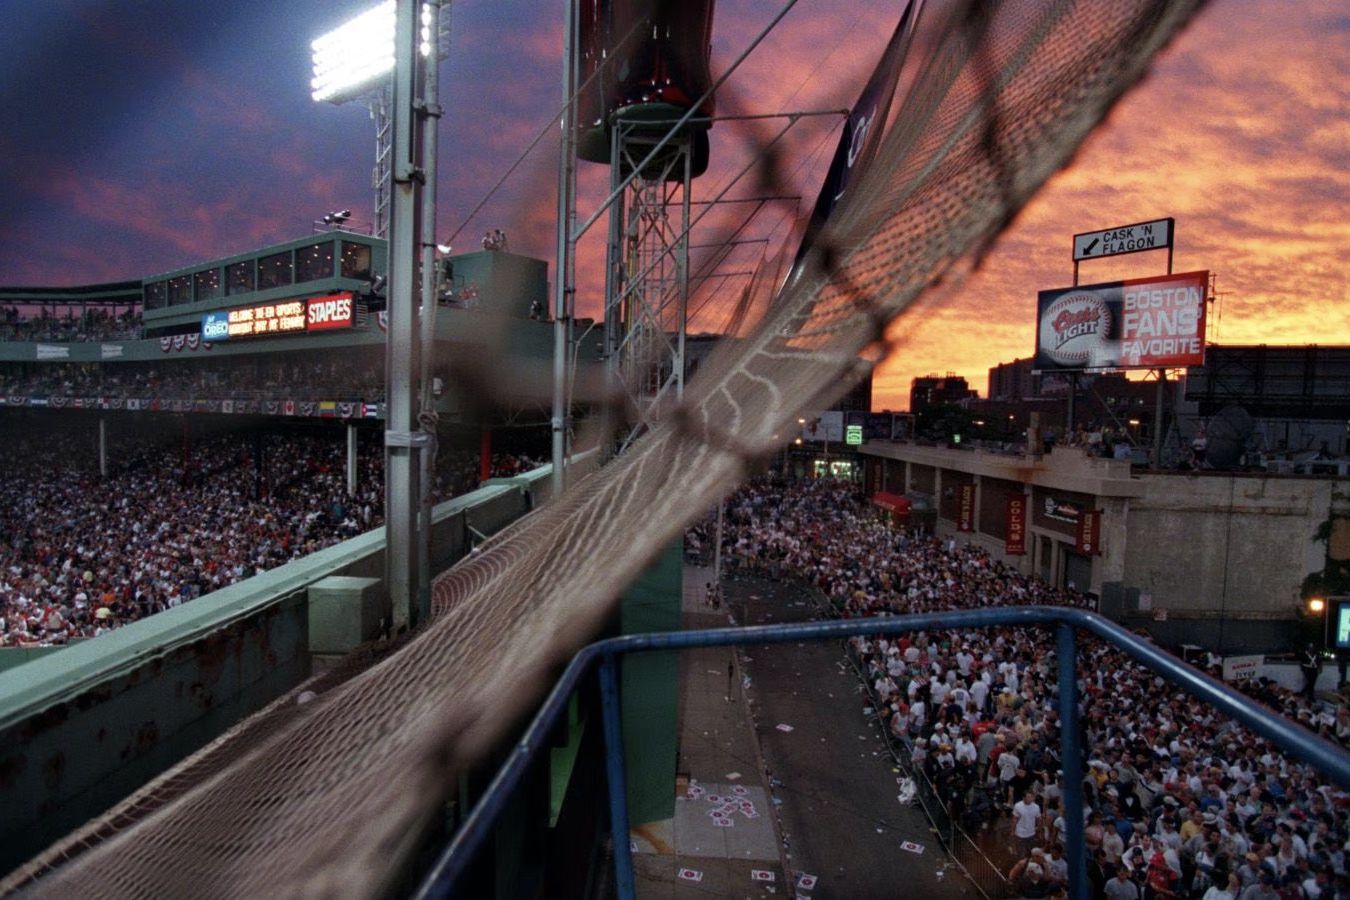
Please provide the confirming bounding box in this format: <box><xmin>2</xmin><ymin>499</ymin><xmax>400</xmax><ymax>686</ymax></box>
<box><xmin>311</xmin><ymin>0</ymin><xmax>445</xmax><ymax>630</ymax></box>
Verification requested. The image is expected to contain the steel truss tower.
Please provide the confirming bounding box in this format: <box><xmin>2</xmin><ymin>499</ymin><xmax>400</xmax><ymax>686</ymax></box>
<box><xmin>604</xmin><ymin>120</ymin><xmax>694</xmax><ymax>452</ymax></box>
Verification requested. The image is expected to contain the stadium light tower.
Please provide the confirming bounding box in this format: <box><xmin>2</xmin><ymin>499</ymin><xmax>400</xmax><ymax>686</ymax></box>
<box><xmin>312</xmin><ymin>0</ymin><xmax>448</xmax><ymax>632</ymax></box>
<box><xmin>311</xmin><ymin>1</ymin><xmax>440</xmax><ymax>238</ymax></box>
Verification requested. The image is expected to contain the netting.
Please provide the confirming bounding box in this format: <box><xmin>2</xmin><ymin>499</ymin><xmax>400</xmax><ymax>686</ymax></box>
<box><xmin>4</xmin><ymin>0</ymin><xmax>1206</xmax><ymax>895</ymax></box>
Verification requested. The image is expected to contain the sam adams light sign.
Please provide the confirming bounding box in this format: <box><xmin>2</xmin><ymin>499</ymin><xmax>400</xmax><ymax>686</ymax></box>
<box><xmin>1034</xmin><ymin>270</ymin><xmax>1208</xmax><ymax>372</ymax></box>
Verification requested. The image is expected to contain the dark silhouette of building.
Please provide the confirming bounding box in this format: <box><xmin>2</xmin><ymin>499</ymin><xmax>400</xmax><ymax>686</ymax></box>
<box><xmin>910</xmin><ymin>373</ymin><xmax>975</xmax><ymax>415</ymax></box>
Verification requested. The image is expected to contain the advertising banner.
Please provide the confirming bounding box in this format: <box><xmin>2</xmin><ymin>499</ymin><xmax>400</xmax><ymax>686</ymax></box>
<box><xmin>788</xmin><ymin>2</ymin><xmax>920</xmax><ymax>278</ymax></box>
<box><xmin>1034</xmin><ymin>270</ymin><xmax>1208</xmax><ymax>371</ymax></box>
<box><xmin>1222</xmin><ymin>655</ymin><xmax>1263</xmax><ymax>682</ymax></box>
<box><xmin>306</xmin><ymin>293</ymin><xmax>354</xmax><ymax>331</ymax></box>
<box><xmin>801</xmin><ymin>411</ymin><xmax>844</xmax><ymax>443</ymax></box>
<box><xmin>957</xmin><ymin>483</ymin><xmax>975</xmax><ymax>532</ymax></box>
<box><xmin>1075</xmin><ymin>509</ymin><xmax>1101</xmax><ymax>555</ymax></box>
<box><xmin>1005</xmin><ymin>495</ymin><xmax>1027</xmax><ymax>555</ymax></box>
<box><xmin>201</xmin><ymin>292</ymin><xmax>353</xmax><ymax>341</ymax></box>
<box><xmin>36</xmin><ymin>344</ymin><xmax>70</xmax><ymax>360</ymax></box>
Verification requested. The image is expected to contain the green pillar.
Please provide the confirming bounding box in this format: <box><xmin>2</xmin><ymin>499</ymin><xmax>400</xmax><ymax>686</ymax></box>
<box><xmin>619</xmin><ymin>538</ymin><xmax>683</xmax><ymax>825</ymax></box>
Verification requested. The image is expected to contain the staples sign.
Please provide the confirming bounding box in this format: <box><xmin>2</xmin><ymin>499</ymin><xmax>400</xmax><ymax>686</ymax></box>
<box><xmin>306</xmin><ymin>293</ymin><xmax>354</xmax><ymax>331</ymax></box>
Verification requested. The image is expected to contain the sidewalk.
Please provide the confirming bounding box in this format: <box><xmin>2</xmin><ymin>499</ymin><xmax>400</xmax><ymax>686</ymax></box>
<box><xmin>630</xmin><ymin>565</ymin><xmax>788</xmax><ymax>898</ymax></box>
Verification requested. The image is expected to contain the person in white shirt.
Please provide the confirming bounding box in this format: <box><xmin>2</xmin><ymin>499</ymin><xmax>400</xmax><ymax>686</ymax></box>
<box><xmin>1012</xmin><ymin>791</ymin><xmax>1042</xmax><ymax>856</ymax></box>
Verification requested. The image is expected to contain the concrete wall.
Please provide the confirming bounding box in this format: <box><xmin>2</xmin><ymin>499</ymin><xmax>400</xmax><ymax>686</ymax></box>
<box><xmin>1117</xmin><ymin>473</ymin><xmax>1336</xmax><ymax>653</ymax></box>
<box><xmin>0</xmin><ymin>471</ymin><xmax>548</xmax><ymax>876</ymax></box>
<box><xmin>1122</xmin><ymin>474</ymin><xmax>1333</xmax><ymax>618</ymax></box>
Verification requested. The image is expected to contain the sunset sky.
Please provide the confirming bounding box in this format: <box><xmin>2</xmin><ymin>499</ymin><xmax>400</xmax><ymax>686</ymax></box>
<box><xmin>1</xmin><ymin>0</ymin><xmax>1345</xmax><ymax>410</ymax></box>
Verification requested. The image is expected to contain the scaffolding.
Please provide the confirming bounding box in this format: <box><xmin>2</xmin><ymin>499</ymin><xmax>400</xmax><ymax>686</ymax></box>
<box><xmin>604</xmin><ymin>121</ymin><xmax>695</xmax><ymax>452</ymax></box>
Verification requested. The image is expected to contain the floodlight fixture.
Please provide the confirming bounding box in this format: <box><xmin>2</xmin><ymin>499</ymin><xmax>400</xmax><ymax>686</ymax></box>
<box><xmin>311</xmin><ymin>1</ymin><xmax>436</xmax><ymax>104</ymax></box>
<box><xmin>436</xmin><ymin>242</ymin><xmax>453</xmax><ymax>255</ymax></box>
<box><xmin>1309</xmin><ymin>597</ymin><xmax>1327</xmax><ymax>615</ymax></box>
<box><xmin>322</xmin><ymin>209</ymin><xmax>353</xmax><ymax>225</ymax></box>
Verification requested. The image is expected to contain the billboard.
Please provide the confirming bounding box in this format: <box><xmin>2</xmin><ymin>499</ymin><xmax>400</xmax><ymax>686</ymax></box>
<box><xmin>200</xmin><ymin>292</ymin><xmax>354</xmax><ymax>341</ymax></box>
<box><xmin>1333</xmin><ymin>598</ymin><xmax>1350</xmax><ymax>650</ymax></box>
<box><xmin>201</xmin><ymin>311</ymin><xmax>231</xmax><ymax>342</ymax></box>
<box><xmin>305</xmin><ymin>293</ymin><xmax>354</xmax><ymax>331</ymax></box>
<box><xmin>801</xmin><ymin>411</ymin><xmax>844</xmax><ymax>442</ymax></box>
<box><xmin>1033</xmin><ymin>271</ymin><xmax>1208</xmax><ymax>371</ymax></box>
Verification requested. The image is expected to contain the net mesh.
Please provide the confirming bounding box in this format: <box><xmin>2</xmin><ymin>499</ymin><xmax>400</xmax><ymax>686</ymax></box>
<box><xmin>5</xmin><ymin>0</ymin><xmax>1206</xmax><ymax>895</ymax></box>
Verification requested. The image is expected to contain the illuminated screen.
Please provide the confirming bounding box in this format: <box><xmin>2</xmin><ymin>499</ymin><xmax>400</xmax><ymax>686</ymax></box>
<box><xmin>1336</xmin><ymin>601</ymin><xmax>1350</xmax><ymax>650</ymax></box>
<box><xmin>200</xmin><ymin>292</ymin><xmax>353</xmax><ymax>340</ymax></box>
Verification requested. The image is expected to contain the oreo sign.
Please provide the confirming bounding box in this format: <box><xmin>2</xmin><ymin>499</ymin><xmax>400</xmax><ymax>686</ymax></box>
<box><xmin>201</xmin><ymin>311</ymin><xmax>231</xmax><ymax>342</ymax></box>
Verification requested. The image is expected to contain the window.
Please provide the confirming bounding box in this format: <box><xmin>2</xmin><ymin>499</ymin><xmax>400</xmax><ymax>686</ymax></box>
<box><xmin>194</xmin><ymin>268</ymin><xmax>222</xmax><ymax>302</ymax></box>
<box><xmin>167</xmin><ymin>275</ymin><xmax>192</xmax><ymax>305</ymax></box>
<box><xmin>296</xmin><ymin>242</ymin><xmax>335</xmax><ymax>282</ymax></box>
<box><xmin>257</xmin><ymin>251</ymin><xmax>293</xmax><ymax>290</ymax></box>
<box><xmin>144</xmin><ymin>281</ymin><xmax>167</xmax><ymax>310</ymax></box>
<box><xmin>226</xmin><ymin>260</ymin><xmax>255</xmax><ymax>296</ymax></box>
<box><xmin>340</xmin><ymin>241</ymin><xmax>372</xmax><ymax>280</ymax></box>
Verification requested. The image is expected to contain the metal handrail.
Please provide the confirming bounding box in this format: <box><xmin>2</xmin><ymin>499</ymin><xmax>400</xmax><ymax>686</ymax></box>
<box><xmin>415</xmin><ymin>605</ymin><xmax>1350</xmax><ymax>900</ymax></box>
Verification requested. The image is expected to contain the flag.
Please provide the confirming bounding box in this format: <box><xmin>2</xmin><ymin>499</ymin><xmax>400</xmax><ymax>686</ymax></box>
<box><xmin>787</xmin><ymin>2</ymin><xmax>923</xmax><ymax>283</ymax></box>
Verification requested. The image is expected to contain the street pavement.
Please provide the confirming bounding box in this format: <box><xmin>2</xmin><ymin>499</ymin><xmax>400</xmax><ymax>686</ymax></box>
<box><xmin>630</xmin><ymin>567</ymin><xmax>977</xmax><ymax>899</ymax></box>
<box><xmin>727</xmin><ymin>574</ymin><xmax>978</xmax><ymax>900</ymax></box>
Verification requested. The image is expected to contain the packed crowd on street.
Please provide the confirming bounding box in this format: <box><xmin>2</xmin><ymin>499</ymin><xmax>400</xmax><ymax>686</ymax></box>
<box><xmin>693</xmin><ymin>477</ymin><xmax>1350</xmax><ymax>900</ymax></box>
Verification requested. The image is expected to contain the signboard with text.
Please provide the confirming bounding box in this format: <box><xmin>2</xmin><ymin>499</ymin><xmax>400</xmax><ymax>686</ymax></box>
<box><xmin>200</xmin><ymin>292</ymin><xmax>354</xmax><ymax>342</ymax></box>
<box><xmin>957</xmin><ymin>484</ymin><xmax>975</xmax><ymax>532</ymax></box>
<box><xmin>1222</xmin><ymin>655</ymin><xmax>1263</xmax><ymax>682</ymax></box>
<box><xmin>1075</xmin><ymin>509</ymin><xmax>1101</xmax><ymax>556</ymax></box>
<box><xmin>1072</xmin><ymin>217</ymin><xmax>1173</xmax><ymax>262</ymax></box>
<box><xmin>1034</xmin><ymin>271</ymin><xmax>1208</xmax><ymax>372</ymax></box>
<box><xmin>1005</xmin><ymin>496</ymin><xmax>1026</xmax><ymax>555</ymax></box>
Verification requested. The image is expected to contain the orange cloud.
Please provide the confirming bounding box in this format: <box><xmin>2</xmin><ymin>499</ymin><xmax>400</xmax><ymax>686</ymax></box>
<box><xmin>870</xmin><ymin>0</ymin><xmax>1349</xmax><ymax>408</ymax></box>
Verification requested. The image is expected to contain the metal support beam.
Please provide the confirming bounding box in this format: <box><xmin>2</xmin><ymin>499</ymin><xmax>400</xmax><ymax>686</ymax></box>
<box><xmin>370</xmin><ymin>87</ymin><xmax>394</xmax><ymax>239</ymax></box>
<box><xmin>347</xmin><ymin>423</ymin><xmax>357</xmax><ymax>497</ymax></box>
<box><xmin>98</xmin><ymin>417</ymin><xmax>107</xmax><ymax>479</ymax></box>
<box><xmin>384</xmin><ymin>0</ymin><xmax>425</xmax><ymax>633</ymax></box>
<box><xmin>1152</xmin><ymin>369</ymin><xmax>1166</xmax><ymax>469</ymax></box>
<box><xmin>599</xmin><ymin>654</ymin><xmax>635</xmax><ymax>900</ymax></box>
<box><xmin>1057</xmin><ymin>622</ymin><xmax>1087</xmax><ymax>900</ymax></box>
<box><xmin>551</xmin><ymin>0</ymin><xmax>578</xmax><ymax>497</ymax></box>
<box><xmin>417</xmin><ymin>0</ymin><xmax>446</xmax><ymax>626</ymax></box>
<box><xmin>712</xmin><ymin>501</ymin><xmax>724</xmax><ymax>584</ymax></box>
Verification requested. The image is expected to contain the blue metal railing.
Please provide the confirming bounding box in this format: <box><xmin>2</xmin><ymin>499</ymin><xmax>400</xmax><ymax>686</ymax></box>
<box><xmin>414</xmin><ymin>606</ymin><xmax>1350</xmax><ymax>900</ymax></box>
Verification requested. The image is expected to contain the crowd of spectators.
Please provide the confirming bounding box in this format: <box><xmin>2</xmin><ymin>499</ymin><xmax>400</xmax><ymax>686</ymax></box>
<box><xmin>695</xmin><ymin>477</ymin><xmax>1350</xmax><ymax>900</ymax></box>
<box><xmin>0</xmin><ymin>357</ymin><xmax>386</xmax><ymax>403</ymax></box>
<box><xmin>0</xmin><ymin>428</ymin><xmax>542</xmax><ymax>648</ymax></box>
<box><xmin>0</xmin><ymin>309</ymin><xmax>142</xmax><ymax>343</ymax></box>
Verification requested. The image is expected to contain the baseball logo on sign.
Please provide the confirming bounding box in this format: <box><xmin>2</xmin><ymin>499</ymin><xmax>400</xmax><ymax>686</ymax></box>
<box><xmin>1039</xmin><ymin>291</ymin><xmax>1110</xmax><ymax>366</ymax></box>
